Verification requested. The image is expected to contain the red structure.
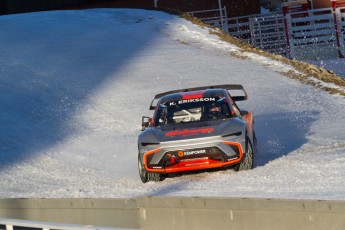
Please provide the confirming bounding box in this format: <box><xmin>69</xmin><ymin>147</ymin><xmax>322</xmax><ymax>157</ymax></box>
<box><xmin>331</xmin><ymin>0</ymin><xmax>345</xmax><ymax>58</ymax></box>
<box><xmin>68</xmin><ymin>0</ymin><xmax>260</xmax><ymax>18</ymax></box>
<box><xmin>282</xmin><ymin>0</ymin><xmax>310</xmax><ymax>15</ymax></box>
<box><xmin>1</xmin><ymin>0</ymin><xmax>260</xmax><ymax>17</ymax></box>
<box><xmin>157</xmin><ymin>0</ymin><xmax>260</xmax><ymax>17</ymax></box>
<box><xmin>69</xmin><ymin>0</ymin><xmax>155</xmax><ymax>9</ymax></box>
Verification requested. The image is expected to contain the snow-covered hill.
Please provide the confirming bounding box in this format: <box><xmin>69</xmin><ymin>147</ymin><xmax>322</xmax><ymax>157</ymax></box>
<box><xmin>0</xmin><ymin>9</ymin><xmax>345</xmax><ymax>199</ymax></box>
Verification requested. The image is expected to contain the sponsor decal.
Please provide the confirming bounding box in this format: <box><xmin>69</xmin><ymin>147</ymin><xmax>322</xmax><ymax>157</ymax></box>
<box><xmin>165</xmin><ymin>127</ymin><xmax>215</xmax><ymax>137</ymax></box>
<box><xmin>178</xmin><ymin>151</ymin><xmax>184</xmax><ymax>157</ymax></box>
<box><xmin>183</xmin><ymin>149</ymin><xmax>206</xmax><ymax>156</ymax></box>
<box><xmin>168</xmin><ymin>97</ymin><xmax>216</xmax><ymax>106</ymax></box>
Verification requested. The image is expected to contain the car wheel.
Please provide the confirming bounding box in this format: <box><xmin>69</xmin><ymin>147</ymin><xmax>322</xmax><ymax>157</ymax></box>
<box><xmin>253</xmin><ymin>131</ymin><xmax>258</xmax><ymax>153</ymax></box>
<box><xmin>138</xmin><ymin>154</ymin><xmax>148</xmax><ymax>183</ymax></box>
<box><xmin>235</xmin><ymin>139</ymin><xmax>253</xmax><ymax>171</ymax></box>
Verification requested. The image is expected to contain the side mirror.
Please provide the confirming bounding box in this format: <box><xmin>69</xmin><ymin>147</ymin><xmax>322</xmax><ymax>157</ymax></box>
<box><xmin>141</xmin><ymin>116</ymin><xmax>151</xmax><ymax>131</ymax></box>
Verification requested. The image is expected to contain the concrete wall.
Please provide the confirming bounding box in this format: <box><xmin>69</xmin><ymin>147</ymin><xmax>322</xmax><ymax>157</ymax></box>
<box><xmin>0</xmin><ymin>199</ymin><xmax>140</xmax><ymax>229</ymax></box>
<box><xmin>1</xmin><ymin>197</ymin><xmax>345</xmax><ymax>230</ymax></box>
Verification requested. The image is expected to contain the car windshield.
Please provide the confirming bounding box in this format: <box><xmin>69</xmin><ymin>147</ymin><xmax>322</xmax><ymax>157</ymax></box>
<box><xmin>154</xmin><ymin>96</ymin><xmax>231</xmax><ymax>127</ymax></box>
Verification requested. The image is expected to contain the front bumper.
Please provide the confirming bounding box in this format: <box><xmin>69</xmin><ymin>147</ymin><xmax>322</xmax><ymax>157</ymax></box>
<box><xmin>142</xmin><ymin>137</ymin><xmax>244</xmax><ymax>173</ymax></box>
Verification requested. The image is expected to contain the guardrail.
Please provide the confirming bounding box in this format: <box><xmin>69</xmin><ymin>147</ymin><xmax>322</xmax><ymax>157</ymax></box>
<box><xmin>1</xmin><ymin>197</ymin><xmax>345</xmax><ymax>230</ymax></box>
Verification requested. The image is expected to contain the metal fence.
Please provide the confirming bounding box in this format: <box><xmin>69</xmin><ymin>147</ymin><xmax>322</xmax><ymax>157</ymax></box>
<box><xmin>335</xmin><ymin>6</ymin><xmax>345</xmax><ymax>57</ymax></box>
<box><xmin>188</xmin><ymin>6</ymin><xmax>345</xmax><ymax>60</ymax></box>
<box><xmin>226</xmin><ymin>13</ymin><xmax>259</xmax><ymax>43</ymax></box>
<box><xmin>188</xmin><ymin>7</ymin><xmax>228</xmax><ymax>32</ymax></box>
<box><xmin>249</xmin><ymin>14</ymin><xmax>287</xmax><ymax>55</ymax></box>
<box><xmin>286</xmin><ymin>7</ymin><xmax>337</xmax><ymax>59</ymax></box>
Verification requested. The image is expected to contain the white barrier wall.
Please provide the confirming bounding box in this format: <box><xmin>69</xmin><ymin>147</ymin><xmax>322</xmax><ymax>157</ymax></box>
<box><xmin>0</xmin><ymin>218</ymin><xmax>121</xmax><ymax>230</ymax></box>
<box><xmin>1</xmin><ymin>197</ymin><xmax>345</xmax><ymax>230</ymax></box>
<box><xmin>0</xmin><ymin>199</ymin><xmax>140</xmax><ymax>229</ymax></box>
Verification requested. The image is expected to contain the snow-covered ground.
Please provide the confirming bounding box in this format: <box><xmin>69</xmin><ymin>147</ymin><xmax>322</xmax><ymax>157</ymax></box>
<box><xmin>1</xmin><ymin>9</ymin><xmax>345</xmax><ymax>199</ymax></box>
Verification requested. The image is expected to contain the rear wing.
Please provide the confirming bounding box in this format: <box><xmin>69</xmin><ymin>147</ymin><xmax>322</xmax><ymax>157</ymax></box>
<box><xmin>149</xmin><ymin>84</ymin><xmax>248</xmax><ymax>110</ymax></box>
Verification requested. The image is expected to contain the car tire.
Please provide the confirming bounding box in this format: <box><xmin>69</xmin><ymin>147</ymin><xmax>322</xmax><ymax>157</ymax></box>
<box><xmin>235</xmin><ymin>139</ymin><xmax>254</xmax><ymax>171</ymax></box>
<box><xmin>138</xmin><ymin>154</ymin><xmax>148</xmax><ymax>183</ymax></box>
<box><xmin>138</xmin><ymin>154</ymin><xmax>163</xmax><ymax>183</ymax></box>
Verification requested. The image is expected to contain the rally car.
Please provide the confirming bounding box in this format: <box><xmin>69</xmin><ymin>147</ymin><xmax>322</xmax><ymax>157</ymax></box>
<box><xmin>138</xmin><ymin>84</ymin><xmax>256</xmax><ymax>183</ymax></box>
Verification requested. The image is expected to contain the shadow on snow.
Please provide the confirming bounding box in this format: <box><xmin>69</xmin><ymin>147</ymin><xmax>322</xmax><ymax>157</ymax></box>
<box><xmin>254</xmin><ymin>111</ymin><xmax>319</xmax><ymax>167</ymax></box>
<box><xmin>0</xmin><ymin>9</ymin><xmax>165</xmax><ymax>170</ymax></box>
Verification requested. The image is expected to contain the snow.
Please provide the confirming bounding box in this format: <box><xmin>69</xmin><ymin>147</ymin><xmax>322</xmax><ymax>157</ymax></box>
<box><xmin>310</xmin><ymin>58</ymin><xmax>345</xmax><ymax>79</ymax></box>
<box><xmin>0</xmin><ymin>9</ymin><xmax>345</xmax><ymax>199</ymax></box>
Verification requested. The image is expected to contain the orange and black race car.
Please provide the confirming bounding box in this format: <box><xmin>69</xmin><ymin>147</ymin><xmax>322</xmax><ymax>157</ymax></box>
<box><xmin>138</xmin><ymin>84</ymin><xmax>256</xmax><ymax>183</ymax></box>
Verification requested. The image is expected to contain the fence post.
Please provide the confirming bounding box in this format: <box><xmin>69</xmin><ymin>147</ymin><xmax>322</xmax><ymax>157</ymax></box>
<box><xmin>222</xmin><ymin>6</ymin><xmax>228</xmax><ymax>32</ymax></box>
<box><xmin>331</xmin><ymin>0</ymin><xmax>345</xmax><ymax>58</ymax></box>
<box><xmin>283</xmin><ymin>7</ymin><xmax>293</xmax><ymax>58</ymax></box>
<box><xmin>249</xmin><ymin>17</ymin><xmax>256</xmax><ymax>47</ymax></box>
